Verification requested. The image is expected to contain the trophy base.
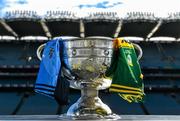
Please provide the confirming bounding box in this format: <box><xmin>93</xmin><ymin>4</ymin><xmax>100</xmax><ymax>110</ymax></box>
<box><xmin>66</xmin><ymin>82</ymin><xmax>121</xmax><ymax>120</ymax></box>
<box><xmin>67</xmin><ymin>97</ymin><xmax>112</xmax><ymax>116</ymax></box>
<box><xmin>59</xmin><ymin>113</ymin><xmax>121</xmax><ymax>120</ymax></box>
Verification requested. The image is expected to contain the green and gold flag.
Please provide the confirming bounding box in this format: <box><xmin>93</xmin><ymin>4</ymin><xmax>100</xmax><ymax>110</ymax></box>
<box><xmin>105</xmin><ymin>38</ymin><xmax>145</xmax><ymax>103</ymax></box>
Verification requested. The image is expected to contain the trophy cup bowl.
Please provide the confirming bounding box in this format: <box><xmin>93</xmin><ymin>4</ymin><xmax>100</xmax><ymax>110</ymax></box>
<box><xmin>37</xmin><ymin>36</ymin><xmax>142</xmax><ymax>120</ymax></box>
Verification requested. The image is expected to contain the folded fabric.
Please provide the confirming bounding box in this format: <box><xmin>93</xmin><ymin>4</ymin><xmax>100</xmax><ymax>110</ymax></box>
<box><xmin>35</xmin><ymin>38</ymin><xmax>71</xmax><ymax>105</ymax></box>
<box><xmin>105</xmin><ymin>38</ymin><xmax>145</xmax><ymax>103</ymax></box>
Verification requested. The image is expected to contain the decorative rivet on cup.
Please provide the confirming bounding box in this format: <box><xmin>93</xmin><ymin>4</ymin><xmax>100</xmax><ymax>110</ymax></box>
<box><xmin>104</xmin><ymin>50</ymin><xmax>109</xmax><ymax>55</ymax></box>
<box><xmin>72</xmin><ymin>49</ymin><xmax>77</xmax><ymax>56</ymax></box>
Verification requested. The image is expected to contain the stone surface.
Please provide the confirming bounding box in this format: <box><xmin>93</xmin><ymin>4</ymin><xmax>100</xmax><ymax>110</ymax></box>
<box><xmin>0</xmin><ymin>115</ymin><xmax>180</xmax><ymax>121</ymax></box>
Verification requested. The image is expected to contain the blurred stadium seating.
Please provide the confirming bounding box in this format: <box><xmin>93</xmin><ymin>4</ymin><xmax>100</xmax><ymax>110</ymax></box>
<box><xmin>0</xmin><ymin>10</ymin><xmax>180</xmax><ymax>115</ymax></box>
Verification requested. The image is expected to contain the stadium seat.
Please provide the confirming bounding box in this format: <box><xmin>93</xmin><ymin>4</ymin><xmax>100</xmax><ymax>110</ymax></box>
<box><xmin>143</xmin><ymin>93</ymin><xmax>180</xmax><ymax>115</ymax></box>
<box><xmin>139</xmin><ymin>43</ymin><xmax>180</xmax><ymax>69</ymax></box>
<box><xmin>0</xmin><ymin>43</ymin><xmax>40</xmax><ymax>66</ymax></box>
<box><xmin>100</xmin><ymin>93</ymin><xmax>145</xmax><ymax>115</ymax></box>
<box><xmin>17</xmin><ymin>94</ymin><xmax>58</xmax><ymax>115</ymax></box>
<box><xmin>160</xmin><ymin>43</ymin><xmax>180</xmax><ymax>69</ymax></box>
<box><xmin>0</xmin><ymin>92</ymin><xmax>22</xmax><ymax>115</ymax></box>
<box><xmin>17</xmin><ymin>91</ymin><xmax>81</xmax><ymax>115</ymax></box>
<box><xmin>140</xmin><ymin>43</ymin><xmax>164</xmax><ymax>68</ymax></box>
<box><xmin>144</xmin><ymin>80</ymin><xmax>173</xmax><ymax>86</ymax></box>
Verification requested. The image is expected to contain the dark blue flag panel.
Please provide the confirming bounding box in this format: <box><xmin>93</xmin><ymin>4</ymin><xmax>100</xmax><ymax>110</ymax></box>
<box><xmin>35</xmin><ymin>38</ymin><xmax>72</xmax><ymax>105</ymax></box>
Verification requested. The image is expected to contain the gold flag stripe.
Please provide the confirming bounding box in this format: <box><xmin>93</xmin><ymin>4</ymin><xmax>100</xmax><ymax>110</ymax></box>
<box><xmin>118</xmin><ymin>94</ymin><xmax>133</xmax><ymax>103</ymax></box>
<box><xmin>109</xmin><ymin>88</ymin><xmax>144</xmax><ymax>96</ymax></box>
<box><xmin>118</xmin><ymin>94</ymin><xmax>143</xmax><ymax>103</ymax></box>
<box><xmin>111</xmin><ymin>84</ymin><xmax>142</xmax><ymax>92</ymax></box>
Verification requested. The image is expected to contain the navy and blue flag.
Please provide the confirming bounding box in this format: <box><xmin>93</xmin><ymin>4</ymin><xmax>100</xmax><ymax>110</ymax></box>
<box><xmin>35</xmin><ymin>38</ymin><xmax>72</xmax><ymax>105</ymax></box>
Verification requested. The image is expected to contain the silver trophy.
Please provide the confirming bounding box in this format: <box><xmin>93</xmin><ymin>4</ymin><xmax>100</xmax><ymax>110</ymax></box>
<box><xmin>37</xmin><ymin>36</ymin><xmax>142</xmax><ymax>120</ymax></box>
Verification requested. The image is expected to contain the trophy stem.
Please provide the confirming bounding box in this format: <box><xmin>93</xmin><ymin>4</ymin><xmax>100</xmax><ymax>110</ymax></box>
<box><xmin>81</xmin><ymin>82</ymin><xmax>98</xmax><ymax>98</ymax></box>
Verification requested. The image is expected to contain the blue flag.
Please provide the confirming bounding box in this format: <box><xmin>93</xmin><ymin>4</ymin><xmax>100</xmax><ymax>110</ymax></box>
<box><xmin>35</xmin><ymin>38</ymin><xmax>61</xmax><ymax>97</ymax></box>
<box><xmin>35</xmin><ymin>38</ymin><xmax>71</xmax><ymax>103</ymax></box>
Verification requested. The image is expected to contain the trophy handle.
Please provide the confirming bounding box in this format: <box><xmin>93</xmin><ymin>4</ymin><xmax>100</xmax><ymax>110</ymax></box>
<box><xmin>132</xmin><ymin>43</ymin><xmax>143</xmax><ymax>61</ymax></box>
<box><xmin>36</xmin><ymin>43</ymin><xmax>46</xmax><ymax>60</ymax></box>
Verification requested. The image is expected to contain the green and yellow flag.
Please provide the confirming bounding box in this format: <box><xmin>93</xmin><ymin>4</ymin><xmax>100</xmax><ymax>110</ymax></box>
<box><xmin>105</xmin><ymin>38</ymin><xmax>145</xmax><ymax>103</ymax></box>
